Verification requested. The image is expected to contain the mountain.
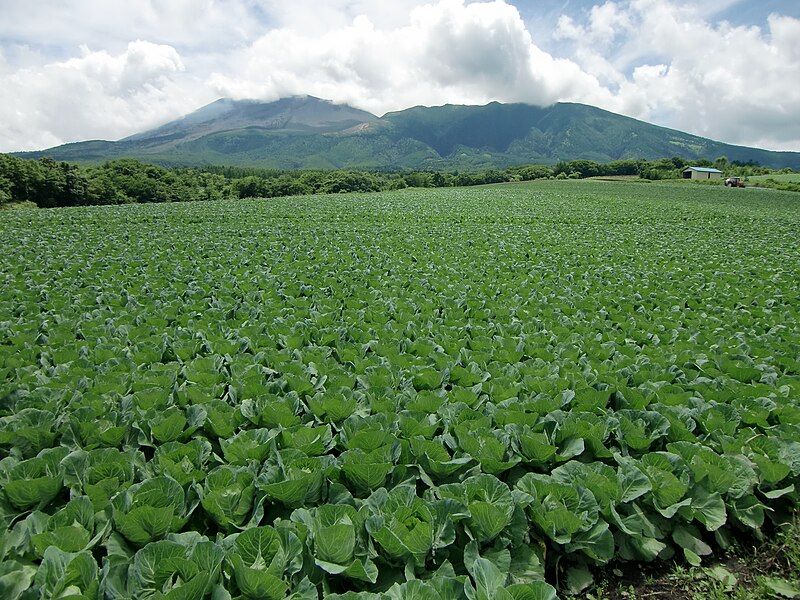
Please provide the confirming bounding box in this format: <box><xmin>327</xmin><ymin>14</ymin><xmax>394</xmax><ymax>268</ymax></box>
<box><xmin>125</xmin><ymin>96</ymin><xmax>378</xmax><ymax>143</ymax></box>
<box><xmin>14</xmin><ymin>95</ymin><xmax>800</xmax><ymax>170</ymax></box>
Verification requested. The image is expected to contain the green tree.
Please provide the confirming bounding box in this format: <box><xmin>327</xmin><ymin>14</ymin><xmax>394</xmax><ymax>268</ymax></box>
<box><xmin>35</xmin><ymin>158</ymin><xmax>68</xmax><ymax>208</ymax></box>
<box><xmin>0</xmin><ymin>154</ymin><xmax>38</xmax><ymax>202</ymax></box>
<box><xmin>385</xmin><ymin>178</ymin><xmax>408</xmax><ymax>191</ymax></box>
<box><xmin>321</xmin><ymin>171</ymin><xmax>381</xmax><ymax>194</ymax></box>
<box><xmin>232</xmin><ymin>176</ymin><xmax>269</xmax><ymax>198</ymax></box>
<box><xmin>0</xmin><ymin>175</ymin><xmax>12</xmax><ymax>205</ymax></box>
<box><xmin>86</xmin><ymin>172</ymin><xmax>127</xmax><ymax>204</ymax></box>
<box><xmin>403</xmin><ymin>172</ymin><xmax>433</xmax><ymax>188</ymax></box>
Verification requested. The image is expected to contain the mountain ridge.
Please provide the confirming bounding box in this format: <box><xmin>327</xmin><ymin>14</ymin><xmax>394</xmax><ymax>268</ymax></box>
<box><xmin>124</xmin><ymin>96</ymin><xmax>378</xmax><ymax>144</ymax></box>
<box><xmin>14</xmin><ymin>96</ymin><xmax>800</xmax><ymax>170</ymax></box>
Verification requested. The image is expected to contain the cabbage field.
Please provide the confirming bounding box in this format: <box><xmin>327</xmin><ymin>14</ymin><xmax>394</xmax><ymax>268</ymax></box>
<box><xmin>1</xmin><ymin>180</ymin><xmax>799</xmax><ymax>599</ymax></box>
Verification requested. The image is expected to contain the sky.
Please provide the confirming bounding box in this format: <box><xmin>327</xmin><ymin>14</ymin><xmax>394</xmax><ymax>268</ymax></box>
<box><xmin>1</xmin><ymin>0</ymin><xmax>799</xmax><ymax>153</ymax></box>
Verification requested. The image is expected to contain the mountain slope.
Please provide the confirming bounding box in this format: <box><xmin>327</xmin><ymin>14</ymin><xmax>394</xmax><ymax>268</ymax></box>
<box><xmin>125</xmin><ymin>96</ymin><xmax>377</xmax><ymax>144</ymax></box>
<box><xmin>15</xmin><ymin>97</ymin><xmax>800</xmax><ymax>170</ymax></box>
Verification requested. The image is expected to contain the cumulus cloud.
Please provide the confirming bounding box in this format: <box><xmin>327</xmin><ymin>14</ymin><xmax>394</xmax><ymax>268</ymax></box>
<box><xmin>555</xmin><ymin>1</ymin><xmax>632</xmax><ymax>47</ymax></box>
<box><xmin>209</xmin><ymin>0</ymin><xmax>613</xmax><ymax>116</ymax></box>
<box><xmin>558</xmin><ymin>0</ymin><xmax>800</xmax><ymax>149</ymax></box>
<box><xmin>1</xmin><ymin>0</ymin><xmax>799</xmax><ymax>152</ymax></box>
<box><xmin>0</xmin><ymin>41</ymin><xmax>206</xmax><ymax>152</ymax></box>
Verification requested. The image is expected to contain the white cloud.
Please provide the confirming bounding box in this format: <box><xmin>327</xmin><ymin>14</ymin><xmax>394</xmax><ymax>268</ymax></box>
<box><xmin>209</xmin><ymin>0</ymin><xmax>613</xmax><ymax>116</ymax></box>
<box><xmin>0</xmin><ymin>41</ymin><xmax>209</xmax><ymax>152</ymax></box>
<box><xmin>1</xmin><ymin>0</ymin><xmax>799</xmax><ymax>152</ymax></box>
<box><xmin>559</xmin><ymin>0</ymin><xmax>800</xmax><ymax>149</ymax></box>
<box><xmin>555</xmin><ymin>1</ymin><xmax>632</xmax><ymax>47</ymax></box>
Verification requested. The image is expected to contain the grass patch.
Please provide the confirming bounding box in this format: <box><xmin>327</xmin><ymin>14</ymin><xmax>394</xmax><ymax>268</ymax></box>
<box><xmin>0</xmin><ymin>200</ymin><xmax>38</xmax><ymax>210</ymax></box>
<box><xmin>750</xmin><ymin>174</ymin><xmax>800</xmax><ymax>184</ymax></box>
<box><xmin>748</xmin><ymin>174</ymin><xmax>800</xmax><ymax>193</ymax></box>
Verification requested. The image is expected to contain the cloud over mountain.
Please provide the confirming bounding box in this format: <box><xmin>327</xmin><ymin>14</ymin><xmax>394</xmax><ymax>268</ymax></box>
<box><xmin>208</xmin><ymin>1</ymin><xmax>613</xmax><ymax>115</ymax></box>
<box><xmin>1</xmin><ymin>0</ymin><xmax>798</xmax><ymax>153</ymax></box>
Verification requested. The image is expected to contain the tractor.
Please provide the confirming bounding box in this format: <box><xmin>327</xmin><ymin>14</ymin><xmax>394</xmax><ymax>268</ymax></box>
<box><xmin>725</xmin><ymin>177</ymin><xmax>746</xmax><ymax>188</ymax></box>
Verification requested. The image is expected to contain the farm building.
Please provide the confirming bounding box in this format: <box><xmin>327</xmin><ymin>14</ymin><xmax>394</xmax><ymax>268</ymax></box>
<box><xmin>683</xmin><ymin>166</ymin><xmax>723</xmax><ymax>180</ymax></box>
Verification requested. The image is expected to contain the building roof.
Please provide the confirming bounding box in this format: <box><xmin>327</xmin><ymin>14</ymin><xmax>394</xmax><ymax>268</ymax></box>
<box><xmin>683</xmin><ymin>166</ymin><xmax>723</xmax><ymax>173</ymax></box>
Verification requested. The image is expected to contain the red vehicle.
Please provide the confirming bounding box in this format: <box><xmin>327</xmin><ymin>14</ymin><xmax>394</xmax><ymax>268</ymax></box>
<box><xmin>725</xmin><ymin>177</ymin><xmax>746</xmax><ymax>188</ymax></box>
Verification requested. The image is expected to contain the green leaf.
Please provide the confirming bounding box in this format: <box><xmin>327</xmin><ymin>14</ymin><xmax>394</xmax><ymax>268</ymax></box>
<box><xmin>761</xmin><ymin>577</ymin><xmax>800</xmax><ymax>598</ymax></box>
<box><xmin>32</xmin><ymin>525</ymin><xmax>91</xmax><ymax>556</ymax></box>
<box><xmin>616</xmin><ymin>456</ymin><xmax>652</xmax><ymax>503</ymax></box>
<box><xmin>0</xmin><ymin>561</ymin><xmax>36</xmax><ymax>600</ymax></box>
<box><xmin>684</xmin><ymin>548</ymin><xmax>702</xmax><ymax>567</ymax></box>
<box><xmin>439</xmin><ymin>475</ymin><xmax>514</xmax><ymax>544</ymax></box>
<box><xmin>565</xmin><ymin>566</ymin><xmax>593</xmax><ymax>595</ymax></box>
<box><xmin>112</xmin><ymin>477</ymin><xmax>187</xmax><ymax>544</ymax></box>
<box><xmin>566</xmin><ymin>520</ymin><xmax>615</xmax><ymax>563</ymax></box>
<box><xmin>231</xmin><ymin>555</ymin><xmax>288</xmax><ymax>600</ymax></box>
<box><xmin>341</xmin><ymin>449</ymin><xmax>394</xmax><ymax>495</ymax></box>
<box><xmin>365</xmin><ymin>486</ymin><xmax>434</xmax><ymax>566</ymax></box>
<box><xmin>707</xmin><ymin>566</ymin><xmax>737</xmax><ymax>591</ymax></box>
<box><xmin>34</xmin><ymin>547</ymin><xmax>98</xmax><ymax>600</ymax></box>
<box><xmin>258</xmin><ymin>451</ymin><xmax>332</xmax><ymax>507</ymax></box>
<box><xmin>468</xmin><ymin>557</ymin><xmax>507</xmax><ymax>600</ymax></box>
<box><xmin>201</xmin><ymin>466</ymin><xmax>255</xmax><ymax>531</ymax></box>
<box><xmin>221</xmin><ymin>428</ymin><xmax>279</xmax><ymax>465</ymax></box>
<box><xmin>514</xmin><ymin>473</ymin><xmax>599</xmax><ymax>545</ymax></box>
<box><xmin>232</xmin><ymin>526</ymin><xmax>286</xmax><ymax>574</ymax></box>
<box><xmin>2</xmin><ymin>448</ymin><xmax>68</xmax><ymax>510</ymax></box>
<box><xmin>504</xmin><ymin>582</ymin><xmax>558</xmax><ymax>600</ymax></box>
<box><xmin>317</xmin><ymin>523</ymin><xmax>356</xmax><ymax>565</ymax></box>
<box><xmin>385</xmin><ymin>579</ymin><xmax>443</xmax><ymax>600</ymax></box>
<box><xmin>507</xmin><ymin>545</ymin><xmax>546</xmax><ymax>585</ymax></box>
<box><xmin>672</xmin><ymin>524</ymin><xmax>712</xmax><ymax>564</ymax></box>
<box><xmin>690</xmin><ymin>487</ymin><xmax>727</xmax><ymax>532</ymax></box>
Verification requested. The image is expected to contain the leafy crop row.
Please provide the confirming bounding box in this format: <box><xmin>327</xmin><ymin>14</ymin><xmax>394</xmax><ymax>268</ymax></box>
<box><xmin>1</xmin><ymin>182</ymin><xmax>799</xmax><ymax>599</ymax></box>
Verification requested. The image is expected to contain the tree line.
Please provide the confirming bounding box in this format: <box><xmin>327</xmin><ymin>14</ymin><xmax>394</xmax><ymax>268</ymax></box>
<box><xmin>0</xmin><ymin>153</ymin><xmax>789</xmax><ymax>208</ymax></box>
